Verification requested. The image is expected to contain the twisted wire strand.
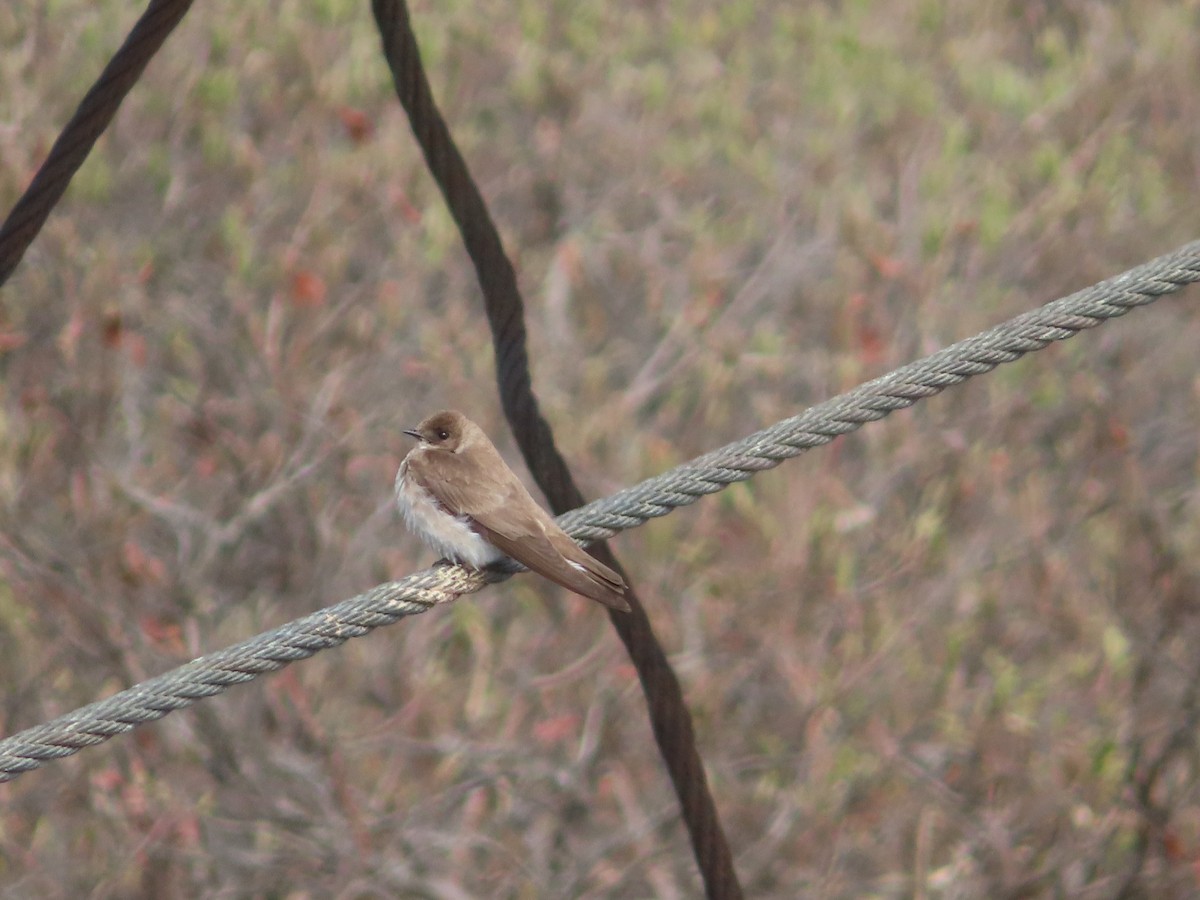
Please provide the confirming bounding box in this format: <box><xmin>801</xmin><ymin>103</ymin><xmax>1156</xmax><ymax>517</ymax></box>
<box><xmin>1</xmin><ymin>237</ymin><xmax>1196</xmax><ymax>783</ymax></box>
<box><xmin>559</xmin><ymin>241</ymin><xmax>1200</xmax><ymax>541</ymax></box>
<box><xmin>0</xmin><ymin>567</ymin><xmax>496</xmax><ymax>780</ymax></box>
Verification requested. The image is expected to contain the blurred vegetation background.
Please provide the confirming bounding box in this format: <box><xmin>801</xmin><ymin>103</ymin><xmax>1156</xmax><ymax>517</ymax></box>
<box><xmin>2</xmin><ymin>1</ymin><xmax>1200</xmax><ymax>896</ymax></box>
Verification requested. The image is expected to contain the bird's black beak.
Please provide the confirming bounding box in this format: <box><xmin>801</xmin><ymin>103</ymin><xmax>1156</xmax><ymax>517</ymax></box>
<box><xmin>403</xmin><ymin>428</ymin><xmax>423</xmax><ymax>440</ymax></box>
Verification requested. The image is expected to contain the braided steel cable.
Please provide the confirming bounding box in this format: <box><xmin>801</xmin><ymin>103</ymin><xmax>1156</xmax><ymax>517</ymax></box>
<box><xmin>559</xmin><ymin>240</ymin><xmax>1200</xmax><ymax>542</ymax></box>
<box><xmin>2</xmin><ymin>237</ymin><xmax>1197</xmax><ymax>784</ymax></box>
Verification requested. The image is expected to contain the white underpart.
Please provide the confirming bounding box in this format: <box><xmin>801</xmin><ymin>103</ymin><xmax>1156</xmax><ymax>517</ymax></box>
<box><xmin>395</xmin><ymin>462</ymin><xmax>502</xmax><ymax>568</ymax></box>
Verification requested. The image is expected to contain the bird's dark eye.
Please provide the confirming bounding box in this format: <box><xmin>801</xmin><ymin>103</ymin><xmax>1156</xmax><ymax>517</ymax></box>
<box><xmin>436</xmin><ymin>429</ymin><xmax>450</xmax><ymax>441</ymax></box>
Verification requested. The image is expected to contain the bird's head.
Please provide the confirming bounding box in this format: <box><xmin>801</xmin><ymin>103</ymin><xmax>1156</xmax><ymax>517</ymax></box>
<box><xmin>403</xmin><ymin>410</ymin><xmax>474</xmax><ymax>453</ymax></box>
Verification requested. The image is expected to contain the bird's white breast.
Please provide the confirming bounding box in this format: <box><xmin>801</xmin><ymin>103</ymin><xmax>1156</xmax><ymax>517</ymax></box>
<box><xmin>395</xmin><ymin>460</ymin><xmax>501</xmax><ymax>568</ymax></box>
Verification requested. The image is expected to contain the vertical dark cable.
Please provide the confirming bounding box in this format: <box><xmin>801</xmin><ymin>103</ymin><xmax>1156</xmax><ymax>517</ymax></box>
<box><xmin>371</xmin><ymin>1</ymin><xmax>743</xmax><ymax>895</ymax></box>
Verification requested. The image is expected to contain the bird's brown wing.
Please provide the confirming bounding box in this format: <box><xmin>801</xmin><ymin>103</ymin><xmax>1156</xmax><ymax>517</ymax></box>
<box><xmin>416</xmin><ymin>450</ymin><xmax>630</xmax><ymax>611</ymax></box>
<box><xmin>472</xmin><ymin>516</ymin><xmax>630</xmax><ymax>611</ymax></box>
<box><xmin>471</xmin><ymin>519</ymin><xmax>630</xmax><ymax>611</ymax></box>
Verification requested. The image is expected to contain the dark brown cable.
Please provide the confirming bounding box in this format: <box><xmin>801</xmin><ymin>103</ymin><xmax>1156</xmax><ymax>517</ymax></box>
<box><xmin>371</xmin><ymin>1</ymin><xmax>743</xmax><ymax>895</ymax></box>
<box><xmin>0</xmin><ymin>0</ymin><xmax>195</xmax><ymax>287</ymax></box>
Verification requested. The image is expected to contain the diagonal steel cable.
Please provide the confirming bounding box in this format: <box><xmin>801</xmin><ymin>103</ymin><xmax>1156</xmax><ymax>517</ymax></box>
<box><xmin>2</xmin><ymin>237</ymin><xmax>1197</xmax><ymax>783</ymax></box>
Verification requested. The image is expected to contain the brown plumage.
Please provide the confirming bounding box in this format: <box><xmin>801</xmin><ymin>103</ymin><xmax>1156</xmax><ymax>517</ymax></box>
<box><xmin>396</xmin><ymin>410</ymin><xmax>630</xmax><ymax>612</ymax></box>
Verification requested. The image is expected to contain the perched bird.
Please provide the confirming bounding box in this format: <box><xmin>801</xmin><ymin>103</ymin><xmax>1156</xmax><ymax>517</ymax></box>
<box><xmin>396</xmin><ymin>410</ymin><xmax>630</xmax><ymax>612</ymax></box>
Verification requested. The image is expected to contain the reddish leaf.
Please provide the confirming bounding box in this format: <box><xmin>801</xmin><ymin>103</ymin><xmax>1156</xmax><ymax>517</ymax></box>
<box><xmin>102</xmin><ymin>312</ymin><xmax>122</xmax><ymax>347</ymax></box>
<box><xmin>389</xmin><ymin>185</ymin><xmax>423</xmax><ymax>224</ymax></box>
<box><xmin>533</xmin><ymin>713</ymin><xmax>580</xmax><ymax>745</ymax></box>
<box><xmin>871</xmin><ymin>254</ymin><xmax>905</xmax><ymax>279</ymax></box>
<box><xmin>139</xmin><ymin>615</ymin><xmax>185</xmax><ymax>654</ymax></box>
<box><xmin>124</xmin><ymin>541</ymin><xmax>167</xmax><ymax>586</ymax></box>
<box><xmin>1107</xmin><ymin>418</ymin><xmax>1129</xmax><ymax>450</ymax></box>
<box><xmin>0</xmin><ymin>330</ymin><xmax>28</xmax><ymax>352</ymax></box>
<box><xmin>290</xmin><ymin>270</ymin><xmax>327</xmax><ymax>308</ymax></box>
<box><xmin>195</xmin><ymin>454</ymin><xmax>219</xmax><ymax>478</ymax></box>
<box><xmin>1163</xmin><ymin>827</ymin><xmax>1185</xmax><ymax>862</ymax></box>
<box><xmin>336</xmin><ymin>106</ymin><xmax>375</xmax><ymax>144</ymax></box>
